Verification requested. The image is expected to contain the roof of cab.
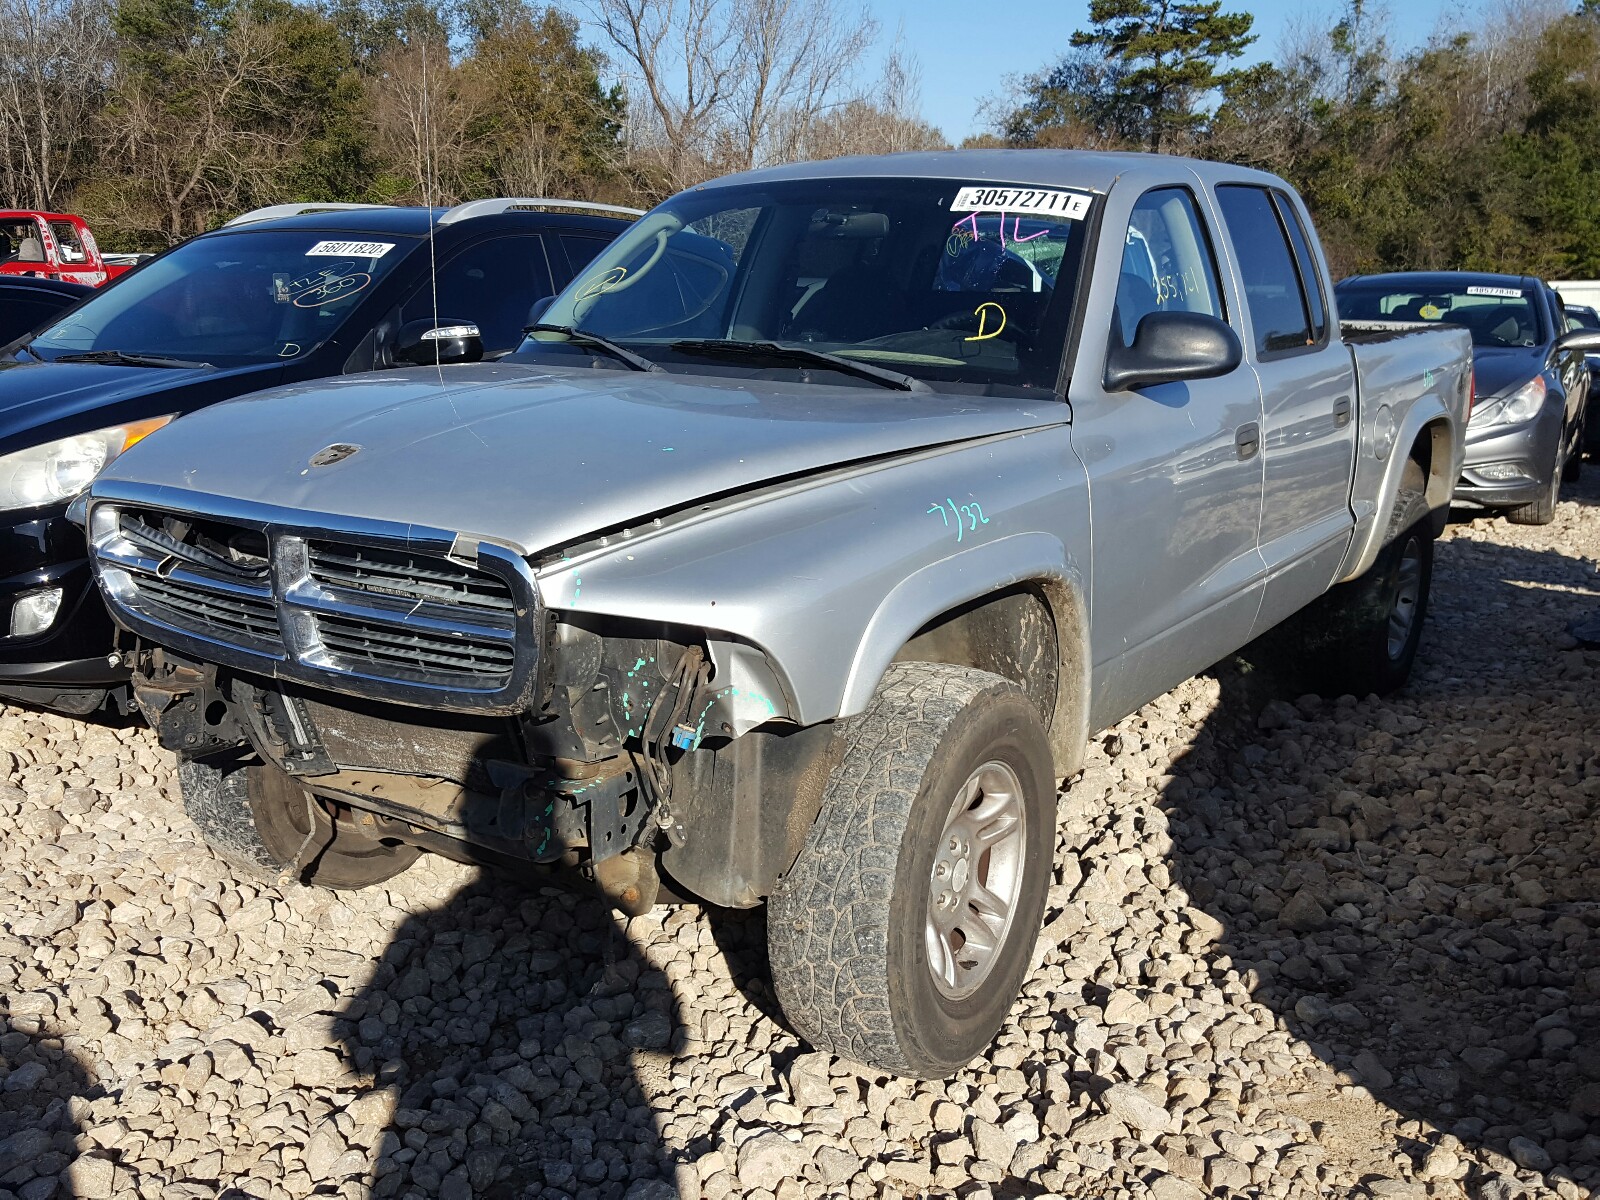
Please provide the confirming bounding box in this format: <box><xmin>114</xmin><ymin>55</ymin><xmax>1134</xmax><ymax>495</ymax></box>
<box><xmin>206</xmin><ymin>206</ymin><xmax>637</xmax><ymax>237</ymax></box>
<box><xmin>697</xmin><ymin>148</ymin><xmax>1290</xmax><ymax>194</ymax></box>
<box><xmin>1338</xmin><ymin>270</ymin><xmax>1541</xmax><ymax>291</ymax></box>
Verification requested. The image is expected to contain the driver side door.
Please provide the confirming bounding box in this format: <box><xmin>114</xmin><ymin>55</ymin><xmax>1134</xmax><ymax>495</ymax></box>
<box><xmin>1072</xmin><ymin>184</ymin><xmax>1267</xmax><ymax>728</ymax></box>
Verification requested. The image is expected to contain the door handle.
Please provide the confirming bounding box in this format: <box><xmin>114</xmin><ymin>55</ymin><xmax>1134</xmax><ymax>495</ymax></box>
<box><xmin>1235</xmin><ymin>422</ymin><xmax>1260</xmax><ymax>460</ymax></box>
<box><xmin>1333</xmin><ymin>397</ymin><xmax>1353</xmax><ymax>427</ymax></box>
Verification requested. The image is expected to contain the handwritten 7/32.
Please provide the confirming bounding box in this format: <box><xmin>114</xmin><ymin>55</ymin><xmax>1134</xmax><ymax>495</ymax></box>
<box><xmin>927</xmin><ymin>497</ymin><xmax>991</xmax><ymax>542</ymax></box>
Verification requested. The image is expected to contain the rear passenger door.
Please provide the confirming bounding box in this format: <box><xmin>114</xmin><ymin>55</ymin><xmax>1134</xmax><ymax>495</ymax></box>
<box><xmin>1213</xmin><ymin>184</ymin><xmax>1359</xmax><ymax>635</ymax></box>
<box><xmin>400</xmin><ymin>234</ymin><xmax>556</xmax><ymax>357</ymax></box>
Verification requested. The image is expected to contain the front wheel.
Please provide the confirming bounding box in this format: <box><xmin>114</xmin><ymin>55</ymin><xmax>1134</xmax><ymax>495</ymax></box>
<box><xmin>767</xmin><ymin>662</ymin><xmax>1056</xmax><ymax>1078</ymax></box>
<box><xmin>1507</xmin><ymin>438</ymin><xmax>1564</xmax><ymax>525</ymax></box>
<box><xmin>179</xmin><ymin>757</ymin><xmax>420</xmax><ymax>889</ymax></box>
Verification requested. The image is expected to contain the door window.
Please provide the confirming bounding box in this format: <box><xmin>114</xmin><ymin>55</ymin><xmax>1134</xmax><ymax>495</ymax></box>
<box><xmin>1272</xmin><ymin>195</ymin><xmax>1327</xmax><ymax>343</ymax></box>
<box><xmin>402</xmin><ymin>235</ymin><xmax>554</xmax><ymax>353</ymax></box>
<box><xmin>1216</xmin><ymin>185</ymin><xmax>1316</xmax><ymax>356</ymax></box>
<box><xmin>558</xmin><ymin>234</ymin><xmax>610</xmax><ymax>283</ymax></box>
<box><xmin>1114</xmin><ymin>187</ymin><xmax>1226</xmax><ymax>347</ymax></box>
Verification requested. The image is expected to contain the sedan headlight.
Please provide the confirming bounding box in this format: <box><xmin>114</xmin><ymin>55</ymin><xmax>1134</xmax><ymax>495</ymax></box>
<box><xmin>0</xmin><ymin>416</ymin><xmax>173</xmax><ymax>512</ymax></box>
<box><xmin>1469</xmin><ymin>375</ymin><xmax>1547</xmax><ymax>429</ymax></box>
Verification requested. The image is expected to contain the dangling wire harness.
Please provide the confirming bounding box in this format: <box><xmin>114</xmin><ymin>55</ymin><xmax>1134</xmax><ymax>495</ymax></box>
<box><xmin>636</xmin><ymin>645</ymin><xmax>709</xmax><ymax>847</ymax></box>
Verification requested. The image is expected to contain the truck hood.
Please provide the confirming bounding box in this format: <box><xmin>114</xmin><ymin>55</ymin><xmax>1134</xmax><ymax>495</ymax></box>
<box><xmin>0</xmin><ymin>358</ymin><xmax>267</xmax><ymax>452</ymax></box>
<box><xmin>97</xmin><ymin>363</ymin><xmax>1070</xmax><ymax>555</ymax></box>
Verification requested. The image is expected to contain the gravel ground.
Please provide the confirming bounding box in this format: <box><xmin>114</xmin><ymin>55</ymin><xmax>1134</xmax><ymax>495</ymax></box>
<box><xmin>4</xmin><ymin>479</ymin><xmax>1600</xmax><ymax>1200</ymax></box>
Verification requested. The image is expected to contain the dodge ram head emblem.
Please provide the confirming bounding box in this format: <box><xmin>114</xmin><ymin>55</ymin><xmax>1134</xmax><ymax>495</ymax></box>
<box><xmin>309</xmin><ymin>443</ymin><xmax>362</xmax><ymax>468</ymax></box>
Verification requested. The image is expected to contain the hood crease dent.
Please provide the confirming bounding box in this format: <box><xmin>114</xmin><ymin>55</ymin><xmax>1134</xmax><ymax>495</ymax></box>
<box><xmin>95</xmin><ymin>364</ymin><xmax>1070</xmax><ymax>556</ymax></box>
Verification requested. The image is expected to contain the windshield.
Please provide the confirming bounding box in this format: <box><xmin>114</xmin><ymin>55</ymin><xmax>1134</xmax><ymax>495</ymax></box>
<box><xmin>28</xmin><ymin>230</ymin><xmax>412</xmax><ymax>366</ymax></box>
<box><xmin>512</xmin><ymin>177</ymin><xmax>1095</xmax><ymax>392</ymax></box>
<box><xmin>1335</xmin><ymin>281</ymin><xmax>1546</xmax><ymax>349</ymax></box>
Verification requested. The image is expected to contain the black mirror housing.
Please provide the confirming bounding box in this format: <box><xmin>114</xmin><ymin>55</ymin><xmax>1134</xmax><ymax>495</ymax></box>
<box><xmin>526</xmin><ymin>295</ymin><xmax>556</xmax><ymax>326</ymax></box>
<box><xmin>1556</xmin><ymin>328</ymin><xmax>1600</xmax><ymax>356</ymax></box>
<box><xmin>1105</xmin><ymin>311</ymin><xmax>1243</xmax><ymax>392</ymax></box>
<box><xmin>395</xmin><ymin>318</ymin><xmax>484</xmax><ymax>367</ymax></box>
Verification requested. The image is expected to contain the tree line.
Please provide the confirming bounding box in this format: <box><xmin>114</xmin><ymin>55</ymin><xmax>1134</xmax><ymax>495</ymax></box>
<box><xmin>980</xmin><ymin>0</ymin><xmax>1600</xmax><ymax>278</ymax></box>
<box><xmin>4</xmin><ymin>0</ymin><xmax>1598</xmax><ymax>279</ymax></box>
<box><xmin>0</xmin><ymin>0</ymin><xmax>943</xmax><ymax>249</ymax></box>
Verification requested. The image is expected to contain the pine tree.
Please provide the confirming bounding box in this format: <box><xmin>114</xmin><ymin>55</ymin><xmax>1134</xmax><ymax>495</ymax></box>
<box><xmin>1068</xmin><ymin>0</ymin><xmax>1255</xmax><ymax>153</ymax></box>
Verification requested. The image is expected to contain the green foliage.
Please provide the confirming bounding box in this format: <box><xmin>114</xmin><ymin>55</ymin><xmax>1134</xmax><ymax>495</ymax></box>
<box><xmin>998</xmin><ymin>1</ymin><xmax>1600</xmax><ymax>277</ymax></box>
<box><xmin>13</xmin><ymin>0</ymin><xmax>628</xmax><ymax>248</ymax></box>
<box><xmin>1067</xmin><ymin>0</ymin><xmax>1255</xmax><ymax>152</ymax></box>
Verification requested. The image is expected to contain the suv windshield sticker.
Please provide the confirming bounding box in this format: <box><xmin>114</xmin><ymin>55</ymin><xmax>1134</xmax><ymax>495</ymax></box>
<box><xmin>305</xmin><ymin>240</ymin><xmax>395</xmax><ymax>257</ymax></box>
<box><xmin>1466</xmin><ymin>285</ymin><xmax>1522</xmax><ymax>299</ymax></box>
<box><xmin>275</xmin><ymin>263</ymin><xmax>373</xmax><ymax>308</ymax></box>
<box><xmin>950</xmin><ymin>186</ymin><xmax>1092</xmax><ymax>218</ymax></box>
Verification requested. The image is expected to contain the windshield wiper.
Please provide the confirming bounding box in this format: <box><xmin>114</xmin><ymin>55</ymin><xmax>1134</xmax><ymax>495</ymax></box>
<box><xmin>669</xmin><ymin>339</ymin><xmax>929</xmax><ymax>392</ymax></box>
<box><xmin>525</xmin><ymin>324</ymin><xmax>661</xmax><ymax>373</ymax></box>
<box><xmin>53</xmin><ymin>349</ymin><xmax>212</xmax><ymax>369</ymax></box>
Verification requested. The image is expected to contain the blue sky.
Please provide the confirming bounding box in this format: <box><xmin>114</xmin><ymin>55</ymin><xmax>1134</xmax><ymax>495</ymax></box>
<box><xmin>878</xmin><ymin>0</ymin><xmax>1471</xmax><ymax>141</ymax></box>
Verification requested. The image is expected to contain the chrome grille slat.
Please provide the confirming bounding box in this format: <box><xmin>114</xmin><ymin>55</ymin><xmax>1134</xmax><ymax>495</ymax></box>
<box><xmin>316</xmin><ymin>615</ymin><xmax>516</xmax><ymax>678</ymax></box>
<box><xmin>307</xmin><ymin>542</ymin><xmax>515</xmax><ymax>612</ymax></box>
<box><xmin>91</xmin><ymin>501</ymin><xmax>539</xmax><ymax>708</ymax></box>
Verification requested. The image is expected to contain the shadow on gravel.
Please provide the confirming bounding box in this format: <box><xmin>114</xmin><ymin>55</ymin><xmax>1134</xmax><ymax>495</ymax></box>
<box><xmin>0</xmin><ymin>1018</ymin><xmax>96</xmax><ymax>1197</ymax></box>
<box><xmin>1160</xmin><ymin>522</ymin><xmax>1600</xmax><ymax>1190</ymax></box>
<box><xmin>328</xmin><ymin>873</ymin><xmax>682</xmax><ymax>1200</ymax></box>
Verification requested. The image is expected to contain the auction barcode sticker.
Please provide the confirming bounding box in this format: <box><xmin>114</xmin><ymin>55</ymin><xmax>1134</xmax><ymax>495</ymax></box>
<box><xmin>1466</xmin><ymin>285</ymin><xmax>1522</xmax><ymax>299</ymax></box>
<box><xmin>305</xmin><ymin>240</ymin><xmax>396</xmax><ymax>258</ymax></box>
<box><xmin>950</xmin><ymin>186</ymin><xmax>1093</xmax><ymax>218</ymax></box>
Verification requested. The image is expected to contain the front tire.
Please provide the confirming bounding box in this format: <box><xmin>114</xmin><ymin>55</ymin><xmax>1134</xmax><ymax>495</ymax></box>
<box><xmin>179</xmin><ymin>757</ymin><xmax>419</xmax><ymax>889</ymax></box>
<box><xmin>767</xmin><ymin>662</ymin><xmax>1056</xmax><ymax>1078</ymax></box>
<box><xmin>1507</xmin><ymin>438</ymin><xmax>1564</xmax><ymax>525</ymax></box>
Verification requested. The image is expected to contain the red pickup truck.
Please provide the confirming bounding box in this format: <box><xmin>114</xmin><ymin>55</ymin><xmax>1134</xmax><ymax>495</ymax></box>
<box><xmin>0</xmin><ymin>211</ymin><xmax>138</xmax><ymax>287</ymax></box>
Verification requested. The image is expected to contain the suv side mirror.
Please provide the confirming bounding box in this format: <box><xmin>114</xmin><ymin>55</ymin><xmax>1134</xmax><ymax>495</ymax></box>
<box><xmin>1105</xmin><ymin>311</ymin><xmax>1243</xmax><ymax>392</ymax></box>
<box><xmin>394</xmin><ymin>318</ymin><xmax>484</xmax><ymax>366</ymax></box>
<box><xmin>1556</xmin><ymin>328</ymin><xmax>1600</xmax><ymax>355</ymax></box>
<box><xmin>526</xmin><ymin>295</ymin><xmax>556</xmax><ymax>326</ymax></box>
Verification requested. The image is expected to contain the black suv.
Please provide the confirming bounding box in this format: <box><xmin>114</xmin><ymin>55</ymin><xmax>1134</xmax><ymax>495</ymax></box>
<box><xmin>0</xmin><ymin>198</ymin><xmax>636</xmax><ymax>714</ymax></box>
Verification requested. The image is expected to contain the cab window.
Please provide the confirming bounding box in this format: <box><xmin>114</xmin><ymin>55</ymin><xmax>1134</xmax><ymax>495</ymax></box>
<box><xmin>1113</xmin><ymin>187</ymin><xmax>1226</xmax><ymax>348</ymax></box>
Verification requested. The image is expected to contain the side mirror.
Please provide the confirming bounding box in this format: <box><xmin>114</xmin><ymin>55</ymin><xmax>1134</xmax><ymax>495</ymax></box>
<box><xmin>394</xmin><ymin>318</ymin><xmax>483</xmax><ymax>366</ymax></box>
<box><xmin>1556</xmin><ymin>329</ymin><xmax>1600</xmax><ymax>355</ymax></box>
<box><xmin>1105</xmin><ymin>311</ymin><xmax>1243</xmax><ymax>392</ymax></box>
<box><xmin>526</xmin><ymin>295</ymin><xmax>556</xmax><ymax>326</ymax></box>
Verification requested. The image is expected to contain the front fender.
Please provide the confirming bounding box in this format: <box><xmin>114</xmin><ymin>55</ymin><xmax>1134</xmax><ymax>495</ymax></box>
<box><xmin>534</xmin><ymin>424</ymin><xmax>1088</xmax><ymax>734</ymax></box>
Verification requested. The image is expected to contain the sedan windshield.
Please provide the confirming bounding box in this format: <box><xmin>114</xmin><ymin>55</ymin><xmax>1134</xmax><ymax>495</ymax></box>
<box><xmin>27</xmin><ymin>230</ymin><xmax>412</xmax><ymax>367</ymax></box>
<box><xmin>1336</xmin><ymin>282</ymin><xmax>1546</xmax><ymax>349</ymax></box>
<box><xmin>512</xmin><ymin>177</ymin><xmax>1096</xmax><ymax>392</ymax></box>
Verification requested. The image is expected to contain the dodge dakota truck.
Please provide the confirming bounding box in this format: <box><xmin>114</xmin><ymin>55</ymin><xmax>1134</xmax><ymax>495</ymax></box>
<box><xmin>78</xmin><ymin>151</ymin><xmax>1471</xmax><ymax>1077</ymax></box>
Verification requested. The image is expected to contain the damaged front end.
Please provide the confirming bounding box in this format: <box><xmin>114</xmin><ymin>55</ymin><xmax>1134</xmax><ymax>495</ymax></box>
<box><xmin>88</xmin><ymin>486</ymin><xmax>829</xmax><ymax>912</ymax></box>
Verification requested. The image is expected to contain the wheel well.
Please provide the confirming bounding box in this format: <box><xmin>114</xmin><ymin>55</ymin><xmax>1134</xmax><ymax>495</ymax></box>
<box><xmin>893</xmin><ymin>583</ymin><xmax>1088</xmax><ymax>777</ymax></box>
<box><xmin>1409</xmin><ymin>421</ymin><xmax>1453</xmax><ymax>535</ymax></box>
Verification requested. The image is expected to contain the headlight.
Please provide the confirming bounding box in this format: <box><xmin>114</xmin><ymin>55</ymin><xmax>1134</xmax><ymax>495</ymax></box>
<box><xmin>1469</xmin><ymin>375</ymin><xmax>1547</xmax><ymax>429</ymax></box>
<box><xmin>0</xmin><ymin>416</ymin><xmax>173</xmax><ymax>512</ymax></box>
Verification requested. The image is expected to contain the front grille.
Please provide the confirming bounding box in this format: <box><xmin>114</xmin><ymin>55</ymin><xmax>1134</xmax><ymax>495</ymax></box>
<box><xmin>307</xmin><ymin>542</ymin><xmax>514</xmax><ymax>613</ymax></box>
<box><xmin>316</xmin><ymin>613</ymin><xmax>515</xmax><ymax>682</ymax></box>
<box><xmin>90</xmin><ymin>497</ymin><xmax>538</xmax><ymax>711</ymax></box>
<box><xmin>108</xmin><ymin>509</ymin><xmax>281</xmax><ymax>651</ymax></box>
<box><xmin>135</xmin><ymin>574</ymin><xmax>281</xmax><ymax>644</ymax></box>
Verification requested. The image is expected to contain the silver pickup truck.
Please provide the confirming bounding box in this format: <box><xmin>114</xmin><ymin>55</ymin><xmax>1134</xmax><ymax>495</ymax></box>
<box><xmin>78</xmin><ymin>151</ymin><xmax>1471</xmax><ymax>1077</ymax></box>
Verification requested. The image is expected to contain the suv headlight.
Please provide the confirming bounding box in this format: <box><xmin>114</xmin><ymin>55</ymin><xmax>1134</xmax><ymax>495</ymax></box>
<box><xmin>0</xmin><ymin>416</ymin><xmax>173</xmax><ymax>512</ymax></box>
<box><xmin>1469</xmin><ymin>375</ymin><xmax>1547</xmax><ymax>429</ymax></box>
